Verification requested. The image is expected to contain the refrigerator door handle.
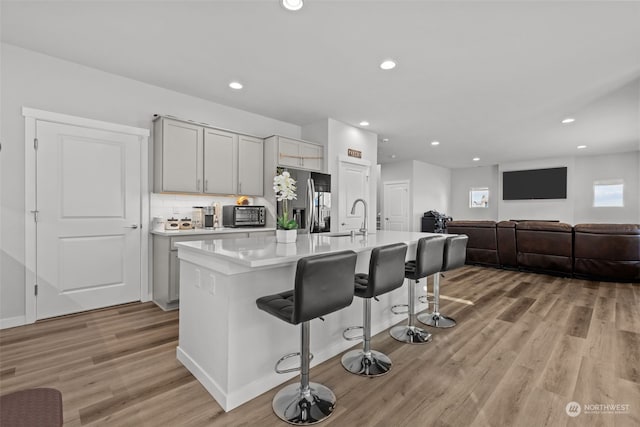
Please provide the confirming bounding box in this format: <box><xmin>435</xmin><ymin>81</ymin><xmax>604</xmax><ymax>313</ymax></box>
<box><xmin>308</xmin><ymin>178</ymin><xmax>316</xmax><ymax>233</ymax></box>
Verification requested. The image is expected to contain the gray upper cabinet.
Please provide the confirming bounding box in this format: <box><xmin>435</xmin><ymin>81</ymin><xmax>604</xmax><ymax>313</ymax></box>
<box><xmin>204</xmin><ymin>128</ymin><xmax>236</xmax><ymax>194</ymax></box>
<box><xmin>238</xmin><ymin>135</ymin><xmax>264</xmax><ymax>196</ymax></box>
<box><xmin>298</xmin><ymin>141</ymin><xmax>323</xmax><ymax>171</ymax></box>
<box><xmin>154</xmin><ymin>117</ymin><xmax>263</xmax><ymax>196</ymax></box>
<box><xmin>277</xmin><ymin>137</ymin><xmax>302</xmax><ymax>168</ymax></box>
<box><xmin>268</xmin><ymin>135</ymin><xmax>324</xmax><ymax>172</ymax></box>
<box><xmin>154</xmin><ymin>118</ymin><xmax>203</xmax><ymax>193</ymax></box>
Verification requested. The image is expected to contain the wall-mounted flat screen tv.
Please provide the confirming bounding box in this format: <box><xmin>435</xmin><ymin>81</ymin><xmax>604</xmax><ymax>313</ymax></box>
<box><xmin>502</xmin><ymin>167</ymin><xmax>567</xmax><ymax>200</ymax></box>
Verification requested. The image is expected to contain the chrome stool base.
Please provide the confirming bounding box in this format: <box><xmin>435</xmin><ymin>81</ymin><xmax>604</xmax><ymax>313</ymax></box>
<box><xmin>417</xmin><ymin>312</ymin><xmax>456</xmax><ymax>328</ymax></box>
<box><xmin>272</xmin><ymin>382</ymin><xmax>336</xmax><ymax>425</ymax></box>
<box><xmin>389</xmin><ymin>324</ymin><xmax>432</xmax><ymax>344</ymax></box>
<box><xmin>341</xmin><ymin>349</ymin><xmax>392</xmax><ymax>376</ymax></box>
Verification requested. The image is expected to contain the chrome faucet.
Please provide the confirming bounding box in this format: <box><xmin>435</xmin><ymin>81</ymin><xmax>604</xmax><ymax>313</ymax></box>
<box><xmin>350</xmin><ymin>198</ymin><xmax>368</xmax><ymax>236</ymax></box>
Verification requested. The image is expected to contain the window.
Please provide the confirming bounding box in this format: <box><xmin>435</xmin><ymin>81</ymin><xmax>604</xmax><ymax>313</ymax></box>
<box><xmin>469</xmin><ymin>188</ymin><xmax>489</xmax><ymax>208</ymax></box>
<box><xmin>593</xmin><ymin>180</ymin><xmax>624</xmax><ymax>207</ymax></box>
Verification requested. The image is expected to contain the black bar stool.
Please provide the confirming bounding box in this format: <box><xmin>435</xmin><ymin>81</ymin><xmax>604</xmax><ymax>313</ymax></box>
<box><xmin>256</xmin><ymin>250</ymin><xmax>357</xmax><ymax>425</ymax></box>
<box><xmin>390</xmin><ymin>235</ymin><xmax>447</xmax><ymax>344</ymax></box>
<box><xmin>341</xmin><ymin>243</ymin><xmax>408</xmax><ymax>376</ymax></box>
<box><xmin>418</xmin><ymin>235</ymin><xmax>468</xmax><ymax>328</ymax></box>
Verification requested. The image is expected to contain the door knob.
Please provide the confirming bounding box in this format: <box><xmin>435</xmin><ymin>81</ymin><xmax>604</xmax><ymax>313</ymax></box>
<box><xmin>126</xmin><ymin>225</ymin><xmax>139</xmax><ymax>229</ymax></box>
<box><xmin>341</xmin><ymin>222</ymin><xmax>346</xmax><ymax>226</ymax></box>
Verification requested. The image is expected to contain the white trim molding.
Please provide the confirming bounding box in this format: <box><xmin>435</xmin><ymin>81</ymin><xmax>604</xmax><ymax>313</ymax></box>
<box><xmin>22</xmin><ymin>107</ymin><xmax>150</xmax><ymax>137</ymax></box>
<box><xmin>23</xmin><ymin>107</ymin><xmax>150</xmax><ymax>323</ymax></box>
<box><xmin>338</xmin><ymin>154</ymin><xmax>371</xmax><ymax>168</ymax></box>
<box><xmin>1</xmin><ymin>316</ymin><xmax>26</xmax><ymax>330</ymax></box>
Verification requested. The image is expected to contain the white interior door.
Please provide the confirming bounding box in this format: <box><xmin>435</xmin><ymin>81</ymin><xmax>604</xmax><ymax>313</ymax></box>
<box><xmin>383</xmin><ymin>181</ymin><xmax>410</xmax><ymax>231</ymax></box>
<box><xmin>338</xmin><ymin>161</ymin><xmax>369</xmax><ymax>232</ymax></box>
<box><xmin>35</xmin><ymin>120</ymin><xmax>141</xmax><ymax>319</ymax></box>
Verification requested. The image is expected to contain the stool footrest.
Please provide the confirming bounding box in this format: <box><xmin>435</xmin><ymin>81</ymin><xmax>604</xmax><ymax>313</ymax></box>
<box><xmin>275</xmin><ymin>352</ymin><xmax>314</xmax><ymax>374</ymax></box>
<box><xmin>417</xmin><ymin>312</ymin><xmax>457</xmax><ymax>329</ymax></box>
<box><xmin>418</xmin><ymin>295</ymin><xmax>429</xmax><ymax>304</ymax></box>
<box><xmin>342</xmin><ymin>326</ymin><xmax>364</xmax><ymax>341</ymax></box>
<box><xmin>391</xmin><ymin>304</ymin><xmax>408</xmax><ymax>315</ymax></box>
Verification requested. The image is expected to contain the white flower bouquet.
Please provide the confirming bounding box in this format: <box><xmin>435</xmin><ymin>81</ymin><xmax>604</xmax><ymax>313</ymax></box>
<box><xmin>273</xmin><ymin>170</ymin><xmax>298</xmax><ymax>230</ymax></box>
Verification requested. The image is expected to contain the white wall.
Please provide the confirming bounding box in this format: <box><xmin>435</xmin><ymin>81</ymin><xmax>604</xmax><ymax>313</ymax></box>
<box><xmin>412</xmin><ymin>160</ymin><xmax>451</xmax><ymax>231</ymax></box>
<box><xmin>380</xmin><ymin>160</ymin><xmax>414</xmax><ymax>230</ymax></box>
<box><xmin>498</xmin><ymin>157</ymin><xmax>575</xmax><ymax>223</ymax></box>
<box><xmin>379</xmin><ymin>160</ymin><xmax>451</xmax><ymax>231</ymax></box>
<box><xmin>450</xmin><ymin>165</ymin><xmax>499</xmax><ymax>220</ymax></box>
<box><xmin>573</xmin><ymin>152</ymin><xmax>639</xmax><ymax>224</ymax></box>
<box><xmin>302</xmin><ymin>119</ymin><xmax>378</xmax><ymax>233</ymax></box>
<box><xmin>450</xmin><ymin>152</ymin><xmax>639</xmax><ymax>224</ymax></box>
<box><xmin>0</xmin><ymin>43</ymin><xmax>301</xmax><ymax>322</ymax></box>
<box><xmin>327</xmin><ymin>119</ymin><xmax>378</xmax><ymax>233</ymax></box>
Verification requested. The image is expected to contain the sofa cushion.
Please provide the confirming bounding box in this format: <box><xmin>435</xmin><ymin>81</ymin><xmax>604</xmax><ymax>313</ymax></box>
<box><xmin>516</xmin><ymin>221</ymin><xmax>573</xmax><ymax>275</ymax></box>
<box><xmin>573</xmin><ymin>223</ymin><xmax>639</xmax><ymax>281</ymax></box>
<box><xmin>447</xmin><ymin>220</ymin><xmax>498</xmax><ymax>266</ymax></box>
<box><xmin>497</xmin><ymin>221</ymin><xmax>517</xmax><ymax>268</ymax></box>
<box><xmin>516</xmin><ymin>221</ymin><xmax>573</xmax><ymax>233</ymax></box>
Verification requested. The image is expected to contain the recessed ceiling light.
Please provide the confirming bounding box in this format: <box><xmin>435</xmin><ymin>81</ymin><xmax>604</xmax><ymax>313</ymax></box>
<box><xmin>577</xmin><ymin>145</ymin><xmax>587</xmax><ymax>149</ymax></box>
<box><xmin>382</xmin><ymin>138</ymin><xmax>389</xmax><ymax>143</ymax></box>
<box><xmin>431</xmin><ymin>141</ymin><xmax>440</xmax><ymax>146</ymax></box>
<box><xmin>281</xmin><ymin>0</ymin><xmax>303</xmax><ymax>11</ymax></box>
<box><xmin>229</xmin><ymin>81</ymin><xmax>243</xmax><ymax>90</ymax></box>
<box><xmin>380</xmin><ymin>60</ymin><xmax>397</xmax><ymax>70</ymax></box>
<box><xmin>359</xmin><ymin>121</ymin><xmax>370</xmax><ymax>126</ymax></box>
<box><xmin>390</xmin><ymin>154</ymin><xmax>396</xmax><ymax>159</ymax></box>
<box><xmin>472</xmin><ymin>157</ymin><xmax>480</xmax><ymax>161</ymax></box>
<box><xmin>562</xmin><ymin>117</ymin><xmax>575</xmax><ymax>124</ymax></box>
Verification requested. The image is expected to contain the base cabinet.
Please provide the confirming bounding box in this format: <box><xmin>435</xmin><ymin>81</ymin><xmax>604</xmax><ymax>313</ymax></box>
<box><xmin>152</xmin><ymin>231</ymin><xmax>275</xmax><ymax>310</ymax></box>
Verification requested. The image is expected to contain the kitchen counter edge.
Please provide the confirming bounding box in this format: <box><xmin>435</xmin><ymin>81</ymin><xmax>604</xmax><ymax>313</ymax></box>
<box><xmin>151</xmin><ymin>227</ymin><xmax>276</xmax><ymax>237</ymax></box>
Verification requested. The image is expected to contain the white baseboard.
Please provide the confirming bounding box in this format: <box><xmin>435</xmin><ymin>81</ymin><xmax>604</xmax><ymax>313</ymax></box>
<box><xmin>176</xmin><ymin>346</ymin><xmax>231</xmax><ymax>410</ymax></box>
<box><xmin>0</xmin><ymin>315</ymin><xmax>26</xmax><ymax>330</ymax></box>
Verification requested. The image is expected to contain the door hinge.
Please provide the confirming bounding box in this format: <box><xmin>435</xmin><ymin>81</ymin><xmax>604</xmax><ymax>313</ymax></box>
<box><xmin>34</xmin><ymin>284</ymin><xmax>38</xmax><ymax>296</ymax></box>
<box><xmin>34</xmin><ymin>138</ymin><xmax>38</xmax><ymax>150</ymax></box>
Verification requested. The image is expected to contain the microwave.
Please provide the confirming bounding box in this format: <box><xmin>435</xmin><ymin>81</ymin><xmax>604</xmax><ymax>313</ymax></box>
<box><xmin>222</xmin><ymin>205</ymin><xmax>266</xmax><ymax>227</ymax></box>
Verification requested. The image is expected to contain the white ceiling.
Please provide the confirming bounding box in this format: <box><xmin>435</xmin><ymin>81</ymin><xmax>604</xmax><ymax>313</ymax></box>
<box><xmin>2</xmin><ymin>0</ymin><xmax>639</xmax><ymax>168</ymax></box>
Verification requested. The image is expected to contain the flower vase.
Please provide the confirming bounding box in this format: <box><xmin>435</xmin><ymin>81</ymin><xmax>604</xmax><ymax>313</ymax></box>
<box><xmin>276</xmin><ymin>229</ymin><xmax>297</xmax><ymax>244</ymax></box>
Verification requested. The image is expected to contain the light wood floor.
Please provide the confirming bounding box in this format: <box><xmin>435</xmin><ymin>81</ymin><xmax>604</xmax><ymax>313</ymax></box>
<box><xmin>1</xmin><ymin>266</ymin><xmax>639</xmax><ymax>426</ymax></box>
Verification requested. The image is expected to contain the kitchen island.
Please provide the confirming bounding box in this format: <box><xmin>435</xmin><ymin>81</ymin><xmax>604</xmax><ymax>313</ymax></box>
<box><xmin>175</xmin><ymin>231</ymin><xmax>440</xmax><ymax>411</ymax></box>
<box><xmin>151</xmin><ymin>227</ymin><xmax>275</xmax><ymax>310</ymax></box>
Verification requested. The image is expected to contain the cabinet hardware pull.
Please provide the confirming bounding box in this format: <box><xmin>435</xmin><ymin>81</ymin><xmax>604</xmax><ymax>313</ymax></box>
<box><xmin>126</xmin><ymin>224</ymin><xmax>139</xmax><ymax>229</ymax></box>
<box><xmin>238</xmin><ymin>182</ymin><xmax>242</xmax><ymax>193</ymax></box>
<box><xmin>205</xmin><ymin>180</ymin><xmax>208</xmax><ymax>192</ymax></box>
<box><xmin>197</xmin><ymin>179</ymin><xmax>201</xmax><ymax>191</ymax></box>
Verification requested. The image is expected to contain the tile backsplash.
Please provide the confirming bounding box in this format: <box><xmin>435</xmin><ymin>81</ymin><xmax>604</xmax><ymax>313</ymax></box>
<box><xmin>150</xmin><ymin>193</ymin><xmax>276</xmax><ymax>227</ymax></box>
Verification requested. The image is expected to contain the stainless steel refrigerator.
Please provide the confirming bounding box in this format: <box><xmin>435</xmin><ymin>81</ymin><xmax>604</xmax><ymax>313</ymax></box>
<box><xmin>277</xmin><ymin>168</ymin><xmax>331</xmax><ymax>234</ymax></box>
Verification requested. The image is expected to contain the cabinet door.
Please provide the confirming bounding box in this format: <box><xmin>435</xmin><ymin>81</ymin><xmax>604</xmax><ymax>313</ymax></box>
<box><xmin>238</xmin><ymin>135</ymin><xmax>263</xmax><ymax>196</ymax></box>
<box><xmin>300</xmin><ymin>142</ymin><xmax>323</xmax><ymax>171</ymax></box>
<box><xmin>204</xmin><ymin>128</ymin><xmax>237</xmax><ymax>194</ymax></box>
<box><xmin>278</xmin><ymin>137</ymin><xmax>301</xmax><ymax>168</ymax></box>
<box><xmin>169</xmin><ymin>250</ymin><xmax>180</xmax><ymax>302</ymax></box>
<box><xmin>161</xmin><ymin>119</ymin><xmax>203</xmax><ymax>192</ymax></box>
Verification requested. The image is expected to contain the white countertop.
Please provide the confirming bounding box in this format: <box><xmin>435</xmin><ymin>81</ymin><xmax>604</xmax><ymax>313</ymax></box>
<box><xmin>151</xmin><ymin>227</ymin><xmax>275</xmax><ymax>237</ymax></box>
<box><xmin>176</xmin><ymin>230</ymin><xmax>443</xmax><ymax>268</ymax></box>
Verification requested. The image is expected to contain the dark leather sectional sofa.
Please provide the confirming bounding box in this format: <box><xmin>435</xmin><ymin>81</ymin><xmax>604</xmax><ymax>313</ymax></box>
<box><xmin>446</xmin><ymin>220</ymin><xmax>640</xmax><ymax>282</ymax></box>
